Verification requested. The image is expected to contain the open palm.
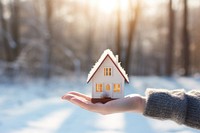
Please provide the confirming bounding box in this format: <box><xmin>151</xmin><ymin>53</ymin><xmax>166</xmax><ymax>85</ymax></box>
<box><xmin>62</xmin><ymin>91</ymin><xmax>146</xmax><ymax>115</ymax></box>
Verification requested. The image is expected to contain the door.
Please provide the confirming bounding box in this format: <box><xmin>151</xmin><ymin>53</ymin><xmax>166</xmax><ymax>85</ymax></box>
<box><xmin>104</xmin><ymin>83</ymin><xmax>111</xmax><ymax>98</ymax></box>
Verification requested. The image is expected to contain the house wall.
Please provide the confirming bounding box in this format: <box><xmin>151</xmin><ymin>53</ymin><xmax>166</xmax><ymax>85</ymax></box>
<box><xmin>92</xmin><ymin>56</ymin><xmax>125</xmax><ymax>99</ymax></box>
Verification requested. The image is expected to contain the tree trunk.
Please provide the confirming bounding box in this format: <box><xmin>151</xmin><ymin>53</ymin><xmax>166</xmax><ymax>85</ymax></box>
<box><xmin>10</xmin><ymin>0</ymin><xmax>20</xmax><ymax>59</ymax></box>
<box><xmin>44</xmin><ymin>0</ymin><xmax>53</xmax><ymax>79</ymax></box>
<box><xmin>0</xmin><ymin>0</ymin><xmax>12</xmax><ymax>62</ymax></box>
<box><xmin>125</xmin><ymin>0</ymin><xmax>140</xmax><ymax>74</ymax></box>
<box><xmin>115</xmin><ymin>0</ymin><xmax>121</xmax><ymax>60</ymax></box>
<box><xmin>182</xmin><ymin>0</ymin><xmax>190</xmax><ymax>76</ymax></box>
<box><xmin>85</xmin><ymin>0</ymin><xmax>95</xmax><ymax>71</ymax></box>
<box><xmin>166</xmin><ymin>0</ymin><xmax>175</xmax><ymax>76</ymax></box>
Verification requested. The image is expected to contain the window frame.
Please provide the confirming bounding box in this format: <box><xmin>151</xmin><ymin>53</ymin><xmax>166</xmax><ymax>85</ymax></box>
<box><xmin>96</xmin><ymin>83</ymin><xmax>103</xmax><ymax>92</ymax></box>
<box><xmin>104</xmin><ymin>67</ymin><xmax>112</xmax><ymax>76</ymax></box>
<box><xmin>113</xmin><ymin>84</ymin><xmax>121</xmax><ymax>92</ymax></box>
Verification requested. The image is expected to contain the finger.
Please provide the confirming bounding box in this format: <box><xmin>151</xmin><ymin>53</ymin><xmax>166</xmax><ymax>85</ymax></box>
<box><xmin>70</xmin><ymin>97</ymin><xmax>106</xmax><ymax>114</ymax></box>
<box><xmin>67</xmin><ymin>91</ymin><xmax>91</xmax><ymax>101</ymax></box>
<box><xmin>70</xmin><ymin>97</ymin><xmax>94</xmax><ymax>111</ymax></box>
<box><xmin>62</xmin><ymin>93</ymin><xmax>89</xmax><ymax>102</ymax></box>
<box><xmin>61</xmin><ymin>93</ymin><xmax>76</xmax><ymax>100</ymax></box>
<box><xmin>66</xmin><ymin>95</ymin><xmax>112</xmax><ymax>115</ymax></box>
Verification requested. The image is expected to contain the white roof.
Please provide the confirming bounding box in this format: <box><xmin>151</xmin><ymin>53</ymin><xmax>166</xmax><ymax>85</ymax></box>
<box><xmin>87</xmin><ymin>49</ymin><xmax>129</xmax><ymax>83</ymax></box>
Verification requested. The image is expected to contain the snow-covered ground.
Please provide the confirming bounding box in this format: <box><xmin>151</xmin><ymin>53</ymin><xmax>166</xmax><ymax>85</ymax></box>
<box><xmin>0</xmin><ymin>76</ymin><xmax>200</xmax><ymax>133</ymax></box>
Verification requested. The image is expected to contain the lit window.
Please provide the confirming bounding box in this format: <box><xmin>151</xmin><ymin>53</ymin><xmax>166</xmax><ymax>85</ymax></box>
<box><xmin>104</xmin><ymin>67</ymin><xmax>112</xmax><ymax>76</ymax></box>
<box><xmin>114</xmin><ymin>84</ymin><xmax>120</xmax><ymax>92</ymax></box>
<box><xmin>96</xmin><ymin>84</ymin><xmax>103</xmax><ymax>92</ymax></box>
<box><xmin>106</xmin><ymin>84</ymin><xmax>110</xmax><ymax>91</ymax></box>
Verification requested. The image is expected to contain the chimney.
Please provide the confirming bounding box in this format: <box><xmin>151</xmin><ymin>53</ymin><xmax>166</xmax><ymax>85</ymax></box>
<box><xmin>116</xmin><ymin>55</ymin><xmax>119</xmax><ymax>63</ymax></box>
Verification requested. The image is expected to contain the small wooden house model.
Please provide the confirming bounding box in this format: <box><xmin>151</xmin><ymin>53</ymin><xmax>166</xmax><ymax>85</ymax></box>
<box><xmin>87</xmin><ymin>49</ymin><xmax>129</xmax><ymax>103</ymax></box>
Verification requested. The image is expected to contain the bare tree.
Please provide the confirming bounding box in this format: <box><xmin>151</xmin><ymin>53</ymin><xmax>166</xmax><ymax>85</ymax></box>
<box><xmin>115</xmin><ymin>0</ymin><xmax>121</xmax><ymax>60</ymax></box>
<box><xmin>125</xmin><ymin>0</ymin><xmax>140</xmax><ymax>74</ymax></box>
<box><xmin>44</xmin><ymin>0</ymin><xmax>53</xmax><ymax>78</ymax></box>
<box><xmin>10</xmin><ymin>0</ymin><xmax>20</xmax><ymax>59</ymax></box>
<box><xmin>86</xmin><ymin>19</ymin><xmax>94</xmax><ymax>71</ymax></box>
<box><xmin>182</xmin><ymin>0</ymin><xmax>190</xmax><ymax>76</ymax></box>
<box><xmin>0</xmin><ymin>0</ymin><xmax>12</xmax><ymax>62</ymax></box>
<box><xmin>166</xmin><ymin>0</ymin><xmax>175</xmax><ymax>76</ymax></box>
<box><xmin>84</xmin><ymin>1</ymin><xmax>98</xmax><ymax>71</ymax></box>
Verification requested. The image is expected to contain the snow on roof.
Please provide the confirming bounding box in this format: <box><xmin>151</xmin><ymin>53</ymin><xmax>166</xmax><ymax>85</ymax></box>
<box><xmin>87</xmin><ymin>49</ymin><xmax>129</xmax><ymax>83</ymax></box>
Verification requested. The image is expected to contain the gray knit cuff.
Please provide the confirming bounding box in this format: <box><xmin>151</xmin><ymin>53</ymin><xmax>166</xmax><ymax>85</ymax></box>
<box><xmin>143</xmin><ymin>88</ymin><xmax>187</xmax><ymax>124</ymax></box>
<box><xmin>184</xmin><ymin>90</ymin><xmax>200</xmax><ymax>129</ymax></box>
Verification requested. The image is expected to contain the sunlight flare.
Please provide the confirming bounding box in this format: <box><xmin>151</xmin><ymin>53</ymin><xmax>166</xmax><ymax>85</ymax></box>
<box><xmin>90</xmin><ymin>0</ymin><xmax>129</xmax><ymax>14</ymax></box>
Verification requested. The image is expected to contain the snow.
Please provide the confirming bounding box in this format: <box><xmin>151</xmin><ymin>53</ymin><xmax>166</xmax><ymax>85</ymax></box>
<box><xmin>0</xmin><ymin>76</ymin><xmax>200</xmax><ymax>133</ymax></box>
<box><xmin>87</xmin><ymin>49</ymin><xmax>129</xmax><ymax>83</ymax></box>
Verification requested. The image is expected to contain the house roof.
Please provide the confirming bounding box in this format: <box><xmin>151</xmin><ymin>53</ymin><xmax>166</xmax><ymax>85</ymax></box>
<box><xmin>87</xmin><ymin>49</ymin><xmax>129</xmax><ymax>83</ymax></box>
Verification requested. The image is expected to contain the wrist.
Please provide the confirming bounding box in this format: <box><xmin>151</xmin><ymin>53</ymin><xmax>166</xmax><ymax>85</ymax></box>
<box><xmin>130</xmin><ymin>95</ymin><xmax>147</xmax><ymax>113</ymax></box>
<box><xmin>134</xmin><ymin>96</ymin><xmax>146</xmax><ymax>113</ymax></box>
<box><xmin>140</xmin><ymin>96</ymin><xmax>146</xmax><ymax>113</ymax></box>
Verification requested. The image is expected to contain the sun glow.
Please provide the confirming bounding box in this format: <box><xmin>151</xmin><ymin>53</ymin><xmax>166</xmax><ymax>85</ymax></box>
<box><xmin>95</xmin><ymin>0</ymin><xmax>129</xmax><ymax>14</ymax></box>
<box><xmin>98</xmin><ymin>0</ymin><xmax>116</xmax><ymax>13</ymax></box>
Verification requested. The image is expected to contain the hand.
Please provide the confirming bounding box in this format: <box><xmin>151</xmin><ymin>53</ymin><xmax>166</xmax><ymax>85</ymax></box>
<box><xmin>62</xmin><ymin>91</ymin><xmax>146</xmax><ymax>115</ymax></box>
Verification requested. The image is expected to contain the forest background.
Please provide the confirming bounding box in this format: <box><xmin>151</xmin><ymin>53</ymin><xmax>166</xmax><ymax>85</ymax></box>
<box><xmin>0</xmin><ymin>0</ymin><xmax>199</xmax><ymax>79</ymax></box>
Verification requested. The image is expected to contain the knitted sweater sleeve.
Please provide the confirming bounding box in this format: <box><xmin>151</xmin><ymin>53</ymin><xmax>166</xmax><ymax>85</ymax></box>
<box><xmin>143</xmin><ymin>89</ymin><xmax>200</xmax><ymax>129</ymax></box>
